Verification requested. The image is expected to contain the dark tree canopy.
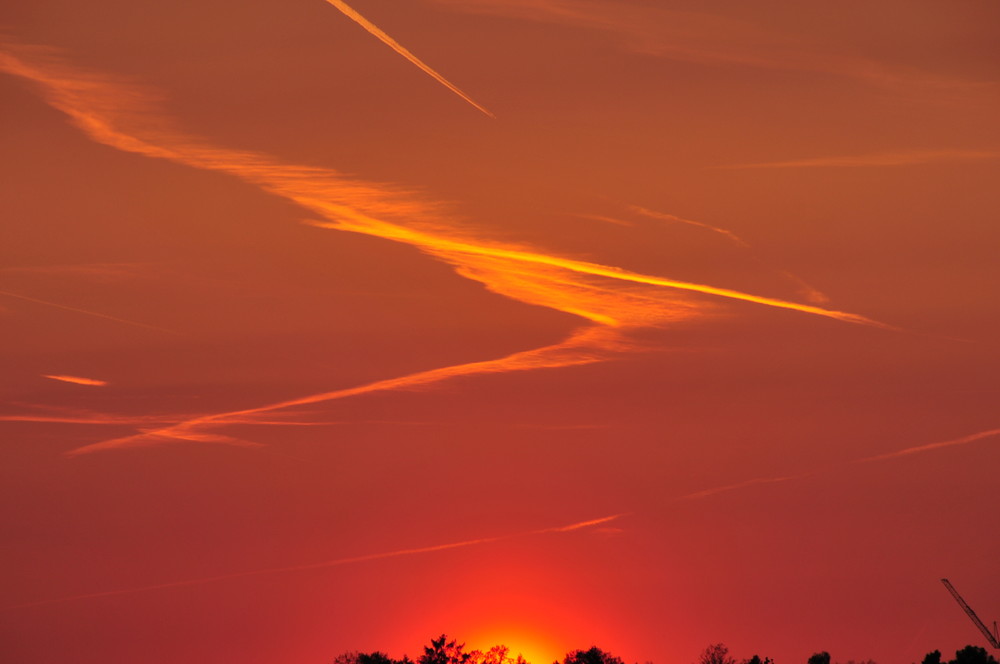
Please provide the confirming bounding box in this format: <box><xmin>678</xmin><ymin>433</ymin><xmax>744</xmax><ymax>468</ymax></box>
<box><xmin>952</xmin><ymin>646</ymin><xmax>999</xmax><ymax>664</ymax></box>
<box><xmin>917</xmin><ymin>646</ymin><xmax>998</xmax><ymax>664</ymax></box>
<box><xmin>421</xmin><ymin>635</ymin><xmax>474</xmax><ymax>664</ymax></box>
<box><xmin>479</xmin><ymin>645</ymin><xmax>527</xmax><ymax>664</ymax></box>
<box><xmin>333</xmin><ymin>633</ymin><xmax>997</xmax><ymax>664</ymax></box>
<box><xmin>699</xmin><ymin>643</ymin><xmax>736</xmax><ymax>664</ymax></box>
<box><xmin>560</xmin><ymin>646</ymin><xmax>625</xmax><ymax>664</ymax></box>
<box><xmin>335</xmin><ymin>652</ymin><xmax>413</xmax><ymax>664</ymax></box>
<box><xmin>742</xmin><ymin>655</ymin><xmax>774</xmax><ymax>664</ymax></box>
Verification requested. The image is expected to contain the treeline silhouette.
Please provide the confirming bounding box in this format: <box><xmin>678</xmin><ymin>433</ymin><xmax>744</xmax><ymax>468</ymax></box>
<box><xmin>333</xmin><ymin>634</ymin><xmax>999</xmax><ymax>664</ymax></box>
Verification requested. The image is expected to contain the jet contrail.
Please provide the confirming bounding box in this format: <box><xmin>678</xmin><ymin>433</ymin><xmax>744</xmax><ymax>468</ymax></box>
<box><xmin>66</xmin><ymin>326</ymin><xmax>612</xmax><ymax>455</ymax></box>
<box><xmin>674</xmin><ymin>473</ymin><xmax>811</xmax><ymax>502</ymax></box>
<box><xmin>323</xmin><ymin>0</ymin><xmax>495</xmax><ymax>118</ymax></box>
<box><xmin>2</xmin><ymin>513</ymin><xmax>624</xmax><ymax>611</ymax></box>
<box><xmin>42</xmin><ymin>374</ymin><xmax>108</xmax><ymax>386</ymax></box>
<box><xmin>0</xmin><ymin>289</ymin><xmax>179</xmax><ymax>335</ymax></box>
<box><xmin>857</xmin><ymin>427</ymin><xmax>1000</xmax><ymax>463</ymax></box>
<box><xmin>0</xmin><ymin>413</ymin><xmax>175</xmax><ymax>424</ymax></box>
<box><xmin>670</xmin><ymin>426</ymin><xmax>1000</xmax><ymax>505</ymax></box>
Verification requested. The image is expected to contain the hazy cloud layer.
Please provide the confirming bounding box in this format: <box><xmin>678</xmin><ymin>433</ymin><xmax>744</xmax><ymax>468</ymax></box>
<box><xmin>427</xmin><ymin>0</ymin><xmax>996</xmax><ymax>91</ymax></box>
<box><xmin>719</xmin><ymin>149</ymin><xmax>1000</xmax><ymax>170</ymax></box>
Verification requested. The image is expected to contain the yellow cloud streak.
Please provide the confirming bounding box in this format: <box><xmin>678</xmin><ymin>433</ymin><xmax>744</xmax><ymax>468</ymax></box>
<box><xmin>42</xmin><ymin>374</ymin><xmax>108</xmax><ymax>386</ymax></box>
<box><xmin>323</xmin><ymin>0</ymin><xmax>495</xmax><ymax>118</ymax></box>
<box><xmin>2</xmin><ymin>513</ymin><xmax>623</xmax><ymax>611</ymax></box>
<box><xmin>305</xmin><ymin>218</ymin><xmax>889</xmax><ymax>329</ymax></box>
<box><xmin>0</xmin><ymin>46</ymin><xmax>883</xmax><ymax>330</ymax></box>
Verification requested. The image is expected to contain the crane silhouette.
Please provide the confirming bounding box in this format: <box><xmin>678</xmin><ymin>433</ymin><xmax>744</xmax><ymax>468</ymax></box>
<box><xmin>942</xmin><ymin>579</ymin><xmax>999</xmax><ymax>649</ymax></box>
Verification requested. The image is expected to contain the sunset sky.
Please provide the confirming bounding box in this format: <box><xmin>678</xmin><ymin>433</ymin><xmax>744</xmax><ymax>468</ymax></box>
<box><xmin>2</xmin><ymin>1</ymin><xmax>999</xmax><ymax>663</ymax></box>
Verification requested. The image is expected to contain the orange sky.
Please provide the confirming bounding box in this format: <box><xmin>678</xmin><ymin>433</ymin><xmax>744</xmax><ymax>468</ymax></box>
<box><xmin>2</xmin><ymin>1</ymin><xmax>999</xmax><ymax>663</ymax></box>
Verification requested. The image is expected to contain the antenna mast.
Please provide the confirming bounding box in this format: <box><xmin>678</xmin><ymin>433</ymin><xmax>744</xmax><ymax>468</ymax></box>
<box><xmin>941</xmin><ymin>578</ymin><xmax>1000</xmax><ymax>649</ymax></box>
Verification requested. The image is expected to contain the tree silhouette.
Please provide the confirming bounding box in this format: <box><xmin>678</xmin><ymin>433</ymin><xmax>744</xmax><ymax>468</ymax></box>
<box><xmin>332</xmin><ymin>633</ymin><xmax>997</xmax><ymax>664</ymax></box>
<box><xmin>918</xmin><ymin>646</ymin><xmax>999</xmax><ymax>664</ymax></box>
<box><xmin>699</xmin><ymin>643</ymin><xmax>736</xmax><ymax>664</ymax></box>
<box><xmin>475</xmin><ymin>645</ymin><xmax>528</xmax><ymax>664</ymax></box>
<box><xmin>335</xmin><ymin>652</ymin><xmax>412</xmax><ymax>664</ymax></box>
<box><xmin>560</xmin><ymin>646</ymin><xmax>625</xmax><ymax>664</ymax></box>
<box><xmin>742</xmin><ymin>655</ymin><xmax>774</xmax><ymax>664</ymax></box>
<box><xmin>421</xmin><ymin>635</ymin><xmax>473</xmax><ymax>664</ymax></box>
<box><xmin>921</xmin><ymin>652</ymin><xmax>943</xmax><ymax>664</ymax></box>
<box><xmin>951</xmin><ymin>646</ymin><xmax>998</xmax><ymax>664</ymax></box>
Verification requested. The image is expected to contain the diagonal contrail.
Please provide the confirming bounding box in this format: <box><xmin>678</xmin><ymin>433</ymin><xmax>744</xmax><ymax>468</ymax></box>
<box><xmin>2</xmin><ymin>513</ymin><xmax>624</xmax><ymax>611</ymax></box>
<box><xmin>0</xmin><ymin>289</ymin><xmax>180</xmax><ymax>335</ymax></box>
<box><xmin>323</xmin><ymin>0</ymin><xmax>495</xmax><ymax>118</ymax></box>
<box><xmin>66</xmin><ymin>326</ymin><xmax>612</xmax><ymax>455</ymax></box>
<box><xmin>856</xmin><ymin>427</ymin><xmax>1000</xmax><ymax>463</ymax></box>
<box><xmin>669</xmin><ymin>426</ymin><xmax>1000</xmax><ymax>506</ymax></box>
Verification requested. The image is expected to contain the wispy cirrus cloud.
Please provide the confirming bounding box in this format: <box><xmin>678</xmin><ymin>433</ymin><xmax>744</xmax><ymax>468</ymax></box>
<box><xmin>2</xmin><ymin>513</ymin><xmax>624</xmax><ymax>610</ymax></box>
<box><xmin>1</xmin><ymin>262</ymin><xmax>149</xmax><ymax>280</ymax></box>
<box><xmin>627</xmin><ymin>205</ymin><xmax>750</xmax><ymax>248</ymax></box>
<box><xmin>42</xmin><ymin>375</ymin><xmax>108</xmax><ymax>387</ymax></box>
<box><xmin>0</xmin><ymin>42</ymin><xmax>889</xmax><ymax>455</ymax></box>
<box><xmin>323</xmin><ymin>0</ymin><xmax>495</xmax><ymax>118</ymax></box>
<box><xmin>718</xmin><ymin>149</ymin><xmax>1000</xmax><ymax>170</ymax></box>
<box><xmin>427</xmin><ymin>0</ymin><xmax>995</xmax><ymax>92</ymax></box>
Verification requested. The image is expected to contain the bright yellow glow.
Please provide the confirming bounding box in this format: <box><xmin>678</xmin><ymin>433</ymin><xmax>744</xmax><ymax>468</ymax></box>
<box><xmin>468</xmin><ymin>628</ymin><xmax>562</xmax><ymax>664</ymax></box>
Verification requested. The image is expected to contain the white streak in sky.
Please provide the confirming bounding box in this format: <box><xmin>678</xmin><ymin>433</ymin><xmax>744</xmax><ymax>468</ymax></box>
<box><xmin>323</xmin><ymin>0</ymin><xmax>495</xmax><ymax>118</ymax></box>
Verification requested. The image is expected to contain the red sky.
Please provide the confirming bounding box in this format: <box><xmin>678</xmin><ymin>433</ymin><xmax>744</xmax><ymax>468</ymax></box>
<box><xmin>2</xmin><ymin>1</ymin><xmax>999</xmax><ymax>663</ymax></box>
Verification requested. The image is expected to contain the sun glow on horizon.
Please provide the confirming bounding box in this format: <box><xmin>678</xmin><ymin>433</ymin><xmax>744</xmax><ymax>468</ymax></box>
<box><xmin>467</xmin><ymin>628</ymin><xmax>562</xmax><ymax>664</ymax></box>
